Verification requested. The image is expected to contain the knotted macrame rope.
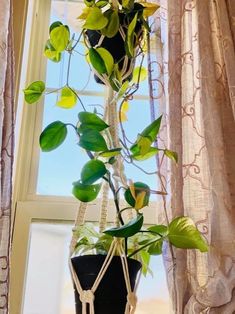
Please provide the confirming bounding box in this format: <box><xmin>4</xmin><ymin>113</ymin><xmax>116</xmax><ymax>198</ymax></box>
<box><xmin>69</xmin><ymin>77</ymin><xmax>140</xmax><ymax>312</ymax></box>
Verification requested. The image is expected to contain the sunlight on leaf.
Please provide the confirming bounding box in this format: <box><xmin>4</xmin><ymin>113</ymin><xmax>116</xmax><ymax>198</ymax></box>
<box><xmin>168</xmin><ymin>216</ymin><xmax>209</xmax><ymax>252</ymax></box>
<box><xmin>141</xmin><ymin>2</ymin><xmax>160</xmax><ymax>18</ymax></box>
<box><xmin>56</xmin><ymin>87</ymin><xmax>77</xmax><ymax>109</ymax></box>
<box><xmin>23</xmin><ymin>81</ymin><xmax>45</xmax><ymax>104</ymax></box>
<box><xmin>50</xmin><ymin>25</ymin><xmax>70</xmax><ymax>52</ymax></box>
<box><xmin>77</xmin><ymin>7</ymin><xmax>92</xmax><ymax>20</ymax></box>
<box><xmin>132</xmin><ymin>67</ymin><xmax>147</xmax><ymax>84</ymax></box>
<box><xmin>83</xmin><ymin>7</ymin><xmax>108</xmax><ymax>30</ymax></box>
<box><xmin>120</xmin><ymin>101</ymin><xmax>129</xmax><ymax>122</ymax></box>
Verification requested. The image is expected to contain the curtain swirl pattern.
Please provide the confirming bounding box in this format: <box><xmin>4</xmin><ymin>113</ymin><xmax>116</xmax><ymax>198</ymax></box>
<box><xmin>149</xmin><ymin>0</ymin><xmax>235</xmax><ymax>312</ymax></box>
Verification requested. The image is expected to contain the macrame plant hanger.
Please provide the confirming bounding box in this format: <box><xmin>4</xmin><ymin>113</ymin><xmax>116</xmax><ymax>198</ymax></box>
<box><xmin>68</xmin><ymin>85</ymin><xmax>141</xmax><ymax>314</ymax></box>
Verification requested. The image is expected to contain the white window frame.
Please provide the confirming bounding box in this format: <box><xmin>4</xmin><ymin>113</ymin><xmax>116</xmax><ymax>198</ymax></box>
<box><xmin>10</xmin><ymin>1</ymin><xmax>160</xmax><ymax>313</ymax></box>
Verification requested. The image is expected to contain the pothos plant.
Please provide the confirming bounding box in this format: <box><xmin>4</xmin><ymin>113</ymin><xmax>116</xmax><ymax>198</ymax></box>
<box><xmin>23</xmin><ymin>0</ymin><xmax>208</xmax><ymax>274</ymax></box>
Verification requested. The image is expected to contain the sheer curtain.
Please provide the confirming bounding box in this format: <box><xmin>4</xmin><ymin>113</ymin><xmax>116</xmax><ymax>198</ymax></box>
<box><xmin>0</xmin><ymin>1</ymin><xmax>15</xmax><ymax>313</ymax></box>
<box><xmin>149</xmin><ymin>0</ymin><xmax>235</xmax><ymax>312</ymax></box>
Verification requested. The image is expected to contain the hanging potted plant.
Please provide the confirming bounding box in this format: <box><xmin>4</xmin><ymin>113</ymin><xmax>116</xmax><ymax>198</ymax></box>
<box><xmin>23</xmin><ymin>0</ymin><xmax>208</xmax><ymax>313</ymax></box>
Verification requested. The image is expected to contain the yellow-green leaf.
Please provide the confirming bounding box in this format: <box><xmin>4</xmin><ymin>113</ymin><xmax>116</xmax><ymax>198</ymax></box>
<box><xmin>83</xmin><ymin>7</ymin><xmax>108</xmax><ymax>30</ymax></box>
<box><xmin>120</xmin><ymin>101</ymin><xmax>129</xmax><ymax>122</ymax></box>
<box><xmin>56</xmin><ymin>87</ymin><xmax>77</xmax><ymax>109</ymax></box>
<box><xmin>102</xmin><ymin>10</ymin><xmax>119</xmax><ymax>38</ymax></box>
<box><xmin>77</xmin><ymin>7</ymin><xmax>92</xmax><ymax>20</ymax></box>
<box><xmin>50</xmin><ymin>25</ymin><xmax>70</xmax><ymax>52</ymax></box>
<box><xmin>23</xmin><ymin>81</ymin><xmax>45</xmax><ymax>104</ymax></box>
<box><xmin>141</xmin><ymin>2</ymin><xmax>160</xmax><ymax>18</ymax></box>
<box><xmin>164</xmin><ymin>149</ymin><xmax>178</xmax><ymax>163</ymax></box>
<box><xmin>96</xmin><ymin>47</ymin><xmax>114</xmax><ymax>76</ymax></box>
<box><xmin>132</xmin><ymin>67</ymin><xmax>147</xmax><ymax>84</ymax></box>
<box><xmin>89</xmin><ymin>48</ymin><xmax>107</xmax><ymax>74</ymax></box>
<box><xmin>135</xmin><ymin>191</ymin><xmax>146</xmax><ymax>210</ymax></box>
<box><xmin>126</xmin><ymin>13</ymin><xmax>138</xmax><ymax>57</ymax></box>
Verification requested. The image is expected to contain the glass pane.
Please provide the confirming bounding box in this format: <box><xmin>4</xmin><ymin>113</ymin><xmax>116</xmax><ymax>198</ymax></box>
<box><xmin>37</xmin><ymin>95</ymin><xmax>104</xmax><ymax>195</ymax></box>
<box><xmin>23</xmin><ymin>222</ymin><xmax>170</xmax><ymax>314</ymax></box>
<box><xmin>37</xmin><ymin>0</ymin><xmax>159</xmax><ymax>196</ymax></box>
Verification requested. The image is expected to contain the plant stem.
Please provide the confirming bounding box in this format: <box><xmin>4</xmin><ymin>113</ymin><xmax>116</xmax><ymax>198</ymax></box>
<box><xmin>128</xmin><ymin>237</ymin><xmax>166</xmax><ymax>258</ymax></box>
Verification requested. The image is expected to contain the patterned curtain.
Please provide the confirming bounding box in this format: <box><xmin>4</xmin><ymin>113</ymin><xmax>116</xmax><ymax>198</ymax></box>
<box><xmin>149</xmin><ymin>0</ymin><xmax>235</xmax><ymax>312</ymax></box>
<box><xmin>0</xmin><ymin>1</ymin><xmax>15</xmax><ymax>313</ymax></box>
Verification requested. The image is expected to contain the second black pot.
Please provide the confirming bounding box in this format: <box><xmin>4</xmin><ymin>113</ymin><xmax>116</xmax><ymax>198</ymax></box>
<box><xmin>71</xmin><ymin>254</ymin><xmax>142</xmax><ymax>314</ymax></box>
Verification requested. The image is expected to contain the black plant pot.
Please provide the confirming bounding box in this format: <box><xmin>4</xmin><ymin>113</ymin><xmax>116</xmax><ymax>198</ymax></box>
<box><xmin>85</xmin><ymin>14</ymin><xmax>143</xmax><ymax>84</ymax></box>
<box><xmin>71</xmin><ymin>254</ymin><xmax>142</xmax><ymax>314</ymax></box>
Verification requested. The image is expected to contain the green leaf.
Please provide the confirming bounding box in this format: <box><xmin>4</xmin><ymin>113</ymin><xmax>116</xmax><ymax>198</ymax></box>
<box><xmin>104</xmin><ymin>214</ymin><xmax>144</xmax><ymax>238</ymax></box>
<box><xmin>124</xmin><ymin>182</ymin><xmax>150</xmax><ymax>209</ymax></box>
<box><xmin>136</xmin><ymin>135</ymin><xmax>152</xmax><ymax>155</ymax></box>
<box><xmin>44</xmin><ymin>40</ymin><xmax>62</xmax><ymax>62</ymax></box>
<box><xmin>99</xmin><ymin>148</ymin><xmax>122</xmax><ymax>157</ymax></box>
<box><xmin>78</xmin><ymin>111</ymin><xmax>109</xmax><ymax>132</ymax></box>
<box><xmin>96</xmin><ymin>47</ymin><xmax>114</xmax><ymax>76</ymax></box>
<box><xmin>39</xmin><ymin>121</ymin><xmax>67</xmax><ymax>152</ymax></box>
<box><xmin>89</xmin><ymin>48</ymin><xmax>107</xmax><ymax>75</ymax></box>
<box><xmin>83</xmin><ymin>7</ymin><xmax>108</xmax><ymax>30</ymax></box>
<box><xmin>50</xmin><ymin>25</ymin><xmax>70</xmax><ymax>52</ymax></box>
<box><xmin>126</xmin><ymin>13</ymin><xmax>138</xmax><ymax>57</ymax></box>
<box><xmin>148</xmin><ymin>240</ymin><xmax>163</xmax><ymax>255</ymax></box>
<box><xmin>49</xmin><ymin>21</ymin><xmax>63</xmax><ymax>33</ymax></box>
<box><xmin>96</xmin><ymin>0</ymin><xmax>109</xmax><ymax>8</ymax></box>
<box><xmin>102</xmin><ymin>10</ymin><xmax>119</xmax><ymax>38</ymax></box>
<box><xmin>72</xmin><ymin>181</ymin><xmax>101</xmax><ymax>202</ymax></box>
<box><xmin>56</xmin><ymin>87</ymin><xmax>77</xmax><ymax>109</ymax></box>
<box><xmin>132</xmin><ymin>66</ymin><xmax>147</xmax><ymax>83</ymax></box>
<box><xmin>131</xmin><ymin>147</ymin><xmax>159</xmax><ymax>161</ymax></box>
<box><xmin>141</xmin><ymin>115</ymin><xmax>162</xmax><ymax>142</ymax></box>
<box><xmin>148</xmin><ymin>225</ymin><xmax>168</xmax><ymax>237</ymax></box>
<box><xmin>79</xmin><ymin>129</ymin><xmax>108</xmax><ymax>152</ymax></box>
<box><xmin>108</xmin><ymin>156</ymin><xmax>116</xmax><ymax>164</ymax></box>
<box><xmin>130</xmin><ymin>116</ymin><xmax>162</xmax><ymax>156</ymax></box>
<box><xmin>84</xmin><ymin>0</ymin><xmax>94</xmax><ymax>7</ymax></box>
<box><xmin>168</xmin><ymin>216</ymin><xmax>209</xmax><ymax>252</ymax></box>
<box><xmin>23</xmin><ymin>81</ymin><xmax>45</xmax><ymax>104</ymax></box>
<box><xmin>164</xmin><ymin>149</ymin><xmax>178</xmax><ymax>163</ymax></box>
<box><xmin>81</xmin><ymin>160</ymin><xmax>107</xmax><ymax>184</ymax></box>
<box><xmin>139</xmin><ymin>250</ymin><xmax>150</xmax><ymax>276</ymax></box>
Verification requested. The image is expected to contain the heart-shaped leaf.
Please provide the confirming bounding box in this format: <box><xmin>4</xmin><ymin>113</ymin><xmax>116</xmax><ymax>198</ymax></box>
<box><xmin>50</xmin><ymin>25</ymin><xmax>70</xmax><ymax>52</ymax></box>
<box><xmin>79</xmin><ymin>129</ymin><xmax>108</xmax><ymax>152</ymax></box>
<box><xmin>40</xmin><ymin>121</ymin><xmax>67</xmax><ymax>152</ymax></box>
<box><xmin>168</xmin><ymin>216</ymin><xmax>208</xmax><ymax>252</ymax></box>
<box><xmin>72</xmin><ymin>181</ymin><xmax>101</xmax><ymax>202</ymax></box>
<box><xmin>23</xmin><ymin>81</ymin><xmax>45</xmax><ymax>104</ymax></box>
<box><xmin>56</xmin><ymin>87</ymin><xmax>77</xmax><ymax>109</ymax></box>
<box><xmin>96</xmin><ymin>47</ymin><xmax>114</xmax><ymax>76</ymax></box>
<box><xmin>131</xmin><ymin>147</ymin><xmax>159</xmax><ymax>161</ymax></box>
<box><xmin>89</xmin><ymin>48</ymin><xmax>107</xmax><ymax>75</ymax></box>
<box><xmin>126</xmin><ymin>13</ymin><xmax>137</xmax><ymax>57</ymax></box>
<box><xmin>102</xmin><ymin>10</ymin><xmax>119</xmax><ymax>38</ymax></box>
<box><xmin>164</xmin><ymin>149</ymin><xmax>178</xmax><ymax>163</ymax></box>
<box><xmin>44</xmin><ymin>40</ymin><xmax>61</xmax><ymax>62</ymax></box>
<box><xmin>83</xmin><ymin>7</ymin><xmax>108</xmax><ymax>30</ymax></box>
<box><xmin>49</xmin><ymin>21</ymin><xmax>63</xmax><ymax>33</ymax></box>
<box><xmin>132</xmin><ymin>66</ymin><xmax>147</xmax><ymax>84</ymax></box>
<box><xmin>78</xmin><ymin>111</ymin><xmax>109</xmax><ymax>132</ymax></box>
<box><xmin>81</xmin><ymin>160</ymin><xmax>107</xmax><ymax>184</ymax></box>
<box><xmin>104</xmin><ymin>214</ymin><xmax>143</xmax><ymax>238</ymax></box>
<box><xmin>124</xmin><ymin>182</ymin><xmax>150</xmax><ymax>209</ymax></box>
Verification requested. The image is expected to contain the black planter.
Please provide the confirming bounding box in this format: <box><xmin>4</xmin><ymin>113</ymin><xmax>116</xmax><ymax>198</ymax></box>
<box><xmin>85</xmin><ymin>14</ymin><xmax>143</xmax><ymax>84</ymax></box>
<box><xmin>71</xmin><ymin>254</ymin><xmax>142</xmax><ymax>314</ymax></box>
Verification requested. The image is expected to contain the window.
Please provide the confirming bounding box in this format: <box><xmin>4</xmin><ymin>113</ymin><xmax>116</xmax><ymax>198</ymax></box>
<box><xmin>11</xmin><ymin>0</ymin><xmax>170</xmax><ymax>313</ymax></box>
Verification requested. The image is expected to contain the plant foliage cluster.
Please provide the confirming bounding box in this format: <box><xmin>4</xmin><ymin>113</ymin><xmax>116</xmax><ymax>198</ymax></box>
<box><xmin>24</xmin><ymin>0</ymin><xmax>208</xmax><ymax>271</ymax></box>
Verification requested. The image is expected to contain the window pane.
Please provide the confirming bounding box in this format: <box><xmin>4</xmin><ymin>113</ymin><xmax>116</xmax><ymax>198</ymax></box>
<box><xmin>37</xmin><ymin>95</ymin><xmax>104</xmax><ymax>195</ymax></box>
<box><xmin>23</xmin><ymin>222</ymin><xmax>170</xmax><ymax>314</ymax></box>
